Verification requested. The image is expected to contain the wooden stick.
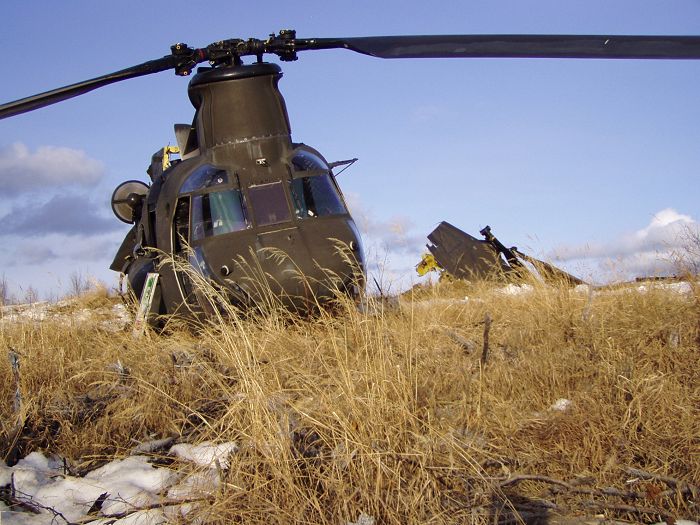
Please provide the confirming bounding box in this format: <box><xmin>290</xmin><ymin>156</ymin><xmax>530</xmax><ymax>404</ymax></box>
<box><xmin>481</xmin><ymin>313</ymin><xmax>492</xmax><ymax>366</ymax></box>
<box><xmin>623</xmin><ymin>466</ymin><xmax>699</xmax><ymax>494</ymax></box>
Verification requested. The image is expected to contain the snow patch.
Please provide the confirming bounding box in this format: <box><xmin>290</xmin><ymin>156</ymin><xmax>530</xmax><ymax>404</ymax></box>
<box><xmin>549</xmin><ymin>398</ymin><xmax>573</xmax><ymax>412</ymax></box>
<box><xmin>0</xmin><ymin>301</ymin><xmax>131</xmax><ymax>331</ymax></box>
<box><xmin>0</xmin><ymin>442</ymin><xmax>238</xmax><ymax>524</ymax></box>
<box><xmin>347</xmin><ymin>512</ymin><xmax>376</xmax><ymax>525</ymax></box>
<box><xmin>496</xmin><ymin>283</ymin><xmax>534</xmax><ymax>296</ymax></box>
<box><xmin>169</xmin><ymin>441</ymin><xmax>238</xmax><ymax>469</ymax></box>
<box><xmin>635</xmin><ymin>281</ymin><xmax>693</xmax><ymax>295</ymax></box>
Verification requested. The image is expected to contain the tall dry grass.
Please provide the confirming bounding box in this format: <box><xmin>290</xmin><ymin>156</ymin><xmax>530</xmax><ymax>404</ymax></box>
<box><xmin>0</xmin><ymin>273</ymin><xmax>698</xmax><ymax>523</ymax></box>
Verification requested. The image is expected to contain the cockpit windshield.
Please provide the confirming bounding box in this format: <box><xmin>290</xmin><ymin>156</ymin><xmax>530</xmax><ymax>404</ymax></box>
<box><xmin>191</xmin><ymin>189</ymin><xmax>248</xmax><ymax>241</ymax></box>
<box><xmin>290</xmin><ymin>174</ymin><xmax>347</xmax><ymax>218</ymax></box>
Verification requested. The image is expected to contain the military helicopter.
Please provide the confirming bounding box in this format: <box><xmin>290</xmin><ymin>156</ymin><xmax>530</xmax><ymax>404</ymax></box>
<box><xmin>1</xmin><ymin>31</ymin><xmax>699</xmax><ymax>320</ymax></box>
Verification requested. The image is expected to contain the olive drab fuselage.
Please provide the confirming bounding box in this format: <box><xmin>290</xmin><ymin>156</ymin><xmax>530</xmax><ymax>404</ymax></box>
<box><xmin>111</xmin><ymin>63</ymin><xmax>365</xmax><ymax>318</ymax></box>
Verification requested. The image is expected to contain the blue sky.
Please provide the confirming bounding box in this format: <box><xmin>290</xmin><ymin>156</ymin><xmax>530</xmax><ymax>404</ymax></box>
<box><xmin>1</xmin><ymin>1</ymin><xmax>699</xmax><ymax>299</ymax></box>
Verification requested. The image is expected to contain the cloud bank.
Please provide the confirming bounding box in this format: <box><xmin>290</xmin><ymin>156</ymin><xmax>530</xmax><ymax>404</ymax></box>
<box><xmin>2</xmin><ymin>235</ymin><xmax>122</xmax><ymax>267</ymax></box>
<box><xmin>0</xmin><ymin>142</ymin><xmax>104</xmax><ymax>195</ymax></box>
<box><xmin>0</xmin><ymin>143</ymin><xmax>121</xmax><ymax>272</ymax></box>
<box><xmin>346</xmin><ymin>193</ymin><xmax>425</xmax><ymax>256</ymax></box>
<box><xmin>550</xmin><ymin>208</ymin><xmax>699</xmax><ymax>280</ymax></box>
<box><xmin>0</xmin><ymin>194</ymin><xmax>119</xmax><ymax>237</ymax></box>
<box><xmin>344</xmin><ymin>193</ymin><xmax>428</xmax><ymax>292</ymax></box>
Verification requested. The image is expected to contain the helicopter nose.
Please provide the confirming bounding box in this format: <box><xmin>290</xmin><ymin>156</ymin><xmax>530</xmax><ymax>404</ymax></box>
<box><xmin>192</xmin><ymin>218</ymin><xmax>363</xmax><ymax>311</ymax></box>
<box><xmin>250</xmin><ymin>221</ymin><xmax>363</xmax><ymax>306</ymax></box>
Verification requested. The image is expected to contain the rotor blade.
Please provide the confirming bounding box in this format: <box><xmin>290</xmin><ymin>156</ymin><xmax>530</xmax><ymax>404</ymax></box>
<box><xmin>4</xmin><ymin>33</ymin><xmax>699</xmax><ymax>120</ymax></box>
<box><xmin>302</xmin><ymin>34</ymin><xmax>700</xmax><ymax>60</ymax></box>
<box><xmin>0</xmin><ymin>52</ymin><xmax>201</xmax><ymax>120</ymax></box>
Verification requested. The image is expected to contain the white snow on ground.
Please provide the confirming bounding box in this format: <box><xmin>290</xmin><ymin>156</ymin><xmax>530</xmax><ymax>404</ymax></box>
<box><xmin>549</xmin><ymin>398</ymin><xmax>573</xmax><ymax>412</ymax></box>
<box><xmin>169</xmin><ymin>441</ymin><xmax>238</xmax><ymax>469</ymax></box>
<box><xmin>406</xmin><ymin>280</ymin><xmax>695</xmax><ymax>312</ymax></box>
<box><xmin>495</xmin><ymin>283</ymin><xmax>534</xmax><ymax>296</ymax></box>
<box><xmin>635</xmin><ymin>281</ymin><xmax>693</xmax><ymax>295</ymax></box>
<box><xmin>501</xmin><ymin>280</ymin><xmax>696</xmax><ymax>298</ymax></box>
<box><xmin>574</xmin><ymin>280</ymin><xmax>696</xmax><ymax>297</ymax></box>
<box><xmin>0</xmin><ymin>301</ymin><xmax>131</xmax><ymax>331</ymax></box>
<box><xmin>0</xmin><ymin>442</ymin><xmax>237</xmax><ymax>524</ymax></box>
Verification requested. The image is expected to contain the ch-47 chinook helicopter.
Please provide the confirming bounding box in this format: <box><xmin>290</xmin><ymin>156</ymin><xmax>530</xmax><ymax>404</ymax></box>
<box><xmin>1</xmin><ymin>31</ymin><xmax>699</xmax><ymax>320</ymax></box>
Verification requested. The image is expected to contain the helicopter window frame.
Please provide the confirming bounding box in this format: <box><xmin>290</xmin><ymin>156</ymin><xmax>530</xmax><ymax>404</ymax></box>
<box><xmin>289</xmin><ymin>172</ymin><xmax>348</xmax><ymax>219</ymax></box>
<box><xmin>190</xmin><ymin>188</ymin><xmax>249</xmax><ymax>242</ymax></box>
<box><xmin>172</xmin><ymin>196</ymin><xmax>191</xmax><ymax>254</ymax></box>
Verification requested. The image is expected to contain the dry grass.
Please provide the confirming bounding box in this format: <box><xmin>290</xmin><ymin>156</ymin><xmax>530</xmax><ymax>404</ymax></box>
<box><xmin>0</xmin><ymin>275</ymin><xmax>698</xmax><ymax>523</ymax></box>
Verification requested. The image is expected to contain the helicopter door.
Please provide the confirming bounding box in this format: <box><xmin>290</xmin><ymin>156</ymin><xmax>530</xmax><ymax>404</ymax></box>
<box><xmin>173</xmin><ymin>196</ymin><xmax>190</xmax><ymax>253</ymax></box>
<box><xmin>172</xmin><ymin>196</ymin><xmax>196</xmax><ymax>299</ymax></box>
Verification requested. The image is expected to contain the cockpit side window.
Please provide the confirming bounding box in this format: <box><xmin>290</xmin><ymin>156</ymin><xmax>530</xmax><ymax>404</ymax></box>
<box><xmin>290</xmin><ymin>174</ymin><xmax>347</xmax><ymax>218</ymax></box>
<box><xmin>191</xmin><ymin>189</ymin><xmax>248</xmax><ymax>241</ymax></box>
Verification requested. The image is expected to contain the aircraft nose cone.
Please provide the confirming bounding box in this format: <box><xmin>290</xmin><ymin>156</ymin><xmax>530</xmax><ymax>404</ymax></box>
<box><xmin>253</xmin><ymin>227</ymin><xmax>362</xmax><ymax>308</ymax></box>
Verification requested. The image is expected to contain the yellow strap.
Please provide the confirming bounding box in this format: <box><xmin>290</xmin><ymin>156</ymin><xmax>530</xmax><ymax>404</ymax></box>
<box><xmin>161</xmin><ymin>145</ymin><xmax>181</xmax><ymax>171</ymax></box>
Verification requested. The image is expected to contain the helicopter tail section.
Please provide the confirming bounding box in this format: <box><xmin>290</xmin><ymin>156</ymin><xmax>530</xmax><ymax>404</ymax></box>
<box><xmin>420</xmin><ymin>222</ymin><xmax>584</xmax><ymax>286</ymax></box>
<box><xmin>425</xmin><ymin>221</ymin><xmax>509</xmax><ymax>280</ymax></box>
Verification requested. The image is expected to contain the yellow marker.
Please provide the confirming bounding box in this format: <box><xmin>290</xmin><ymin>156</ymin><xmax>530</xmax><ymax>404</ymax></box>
<box><xmin>162</xmin><ymin>145</ymin><xmax>180</xmax><ymax>171</ymax></box>
<box><xmin>416</xmin><ymin>253</ymin><xmax>442</xmax><ymax>276</ymax></box>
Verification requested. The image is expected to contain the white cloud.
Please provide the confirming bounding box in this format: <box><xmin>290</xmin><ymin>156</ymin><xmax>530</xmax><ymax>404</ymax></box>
<box><xmin>0</xmin><ymin>142</ymin><xmax>104</xmax><ymax>195</ymax></box>
<box><xmin>346</xmin><ymin>192</ymin><xmax>424</xmax><ymax>256</ymax></box>
<box><xmin>15</xmin><ymin>244</ymin><xmax>59</xmax><ymax>265</ymax></box>
<box><xmin>0</xmin><ymin>194</ymin><xmax>119</xmax><ymax>237</ymax></box>
<box><xmin>1</xmin><ymin>230</ymin><xmax>127</xmax><ymax>268</ymax></box>
<box><xmin>634</xmin><ymin>208</ymin><xmax>694</xmax><ymax>242</ymax></box>
<box><xmin>345</xmin><ymin>193</ymin><xmax>427</xmax><ymax>293</ymax></box>
<box><xmin>550</xmin><ymin>208</ymin><xmax>699</xmax><ymax>281</ymax></box>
